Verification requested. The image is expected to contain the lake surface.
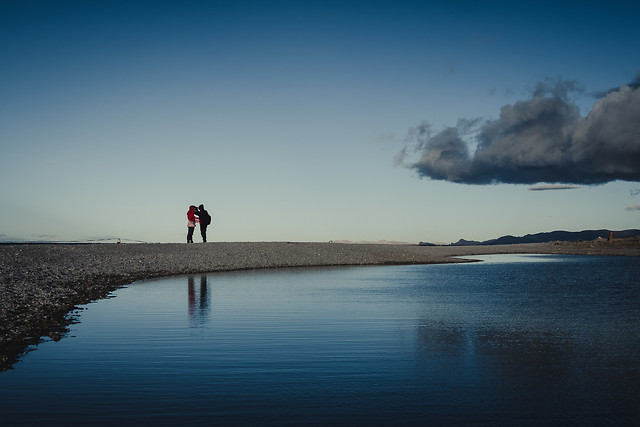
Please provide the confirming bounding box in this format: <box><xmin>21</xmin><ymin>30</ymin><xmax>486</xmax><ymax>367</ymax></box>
<box><xmin>1</xmin><ymin>254</ymin><xmax>639</xmax><ymax>426</ymax></box>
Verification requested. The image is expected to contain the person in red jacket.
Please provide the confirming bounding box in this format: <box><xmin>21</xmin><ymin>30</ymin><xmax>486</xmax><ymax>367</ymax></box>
<box><xmin>187</xmin><ymin>205</ymin><xmax>198</xmax><ymax>243</ymax></box>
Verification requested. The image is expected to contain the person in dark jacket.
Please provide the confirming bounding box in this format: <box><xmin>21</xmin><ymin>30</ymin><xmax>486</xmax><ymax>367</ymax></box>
<box><xmin>196</xmin><ymin>204</ymin><xmax>211</xmax><ymax>242</ymax></box>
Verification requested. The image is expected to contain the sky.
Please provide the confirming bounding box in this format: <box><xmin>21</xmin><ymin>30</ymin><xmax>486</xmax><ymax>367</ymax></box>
<box><xmin>1</xmin><ymin>0</ymin><xmax>639</xmax><ymax>244</ymax></box>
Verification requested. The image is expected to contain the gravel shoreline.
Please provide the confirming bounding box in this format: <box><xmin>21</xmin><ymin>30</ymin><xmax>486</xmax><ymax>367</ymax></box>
<box><xmin>1</xmin><ymin>240</ymin><xmax>638</xmax><ymax>370</ymax></box>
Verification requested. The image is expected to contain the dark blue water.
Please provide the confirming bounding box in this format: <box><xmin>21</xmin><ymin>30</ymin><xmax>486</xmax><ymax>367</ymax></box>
<box><xmin>1</xmin><ymin>254</ymin><xmax>639</xmax><ymax>426</ymax></box>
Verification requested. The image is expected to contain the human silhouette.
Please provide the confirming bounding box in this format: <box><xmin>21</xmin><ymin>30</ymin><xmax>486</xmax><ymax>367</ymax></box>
<box><xmin>188</xmin><ymin>275</ymin><xmax>211</xmax><ymax>327</ymax></box>
<box><xmin>187</xmin><ymin>205</ymin><xmax>197</xmax><ymax>243</ymax></box>
<box><xmin>196</xmin><ymin>204</ymin><xmax>211</xmax><ymax>242</ymax></box>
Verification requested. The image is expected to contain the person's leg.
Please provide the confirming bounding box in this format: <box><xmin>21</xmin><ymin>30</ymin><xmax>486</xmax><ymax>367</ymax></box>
<box><xmin>187</xmin><ymin>226</ymin><xmax>194</xmax><ymax>243</ymax></box>
<box><xmin>200</xmin><ymin>225</ymin><xmax>207</xmax><ymax>242</ymax></box>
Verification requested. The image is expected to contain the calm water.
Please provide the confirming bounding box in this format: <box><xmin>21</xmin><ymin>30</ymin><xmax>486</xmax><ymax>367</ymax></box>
<box><xmin>1</xmin><ymin>254</ymin><xmax>639</xmax><ymax>426</ymax></box>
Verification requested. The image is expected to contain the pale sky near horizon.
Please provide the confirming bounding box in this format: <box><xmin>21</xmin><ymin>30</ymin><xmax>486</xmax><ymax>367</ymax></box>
<box><xmin>1</xmin><ymin>0</ymin><xmax>639</xmax><ymax>244</ymax></box>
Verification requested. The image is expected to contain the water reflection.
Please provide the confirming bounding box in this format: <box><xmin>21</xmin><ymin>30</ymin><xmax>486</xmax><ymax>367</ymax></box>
<box><xmin>0</xmin><ymin>256</ymin><xmax>638</xmax><ymax>425</ymax></box>
<box><xmin>415</xmin><ymin>320</ymin><xmax>576</xmax><ymax>388</ymax></box>
<box><xmin>410</xmin><ymin>254</ymin><xmax>640</xmax><ymax>423</ymax></box>
<box><xmin>187</xmin><ymin>275</ymin><xmax>211</xmax><ymax>327</ymax></box>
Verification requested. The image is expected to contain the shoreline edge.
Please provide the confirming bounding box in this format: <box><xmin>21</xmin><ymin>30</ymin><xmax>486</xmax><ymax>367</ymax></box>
<box><xmin>1</xmin><ymin>240</ymin><xmax>638</xmax><ymax>370</ymax></box>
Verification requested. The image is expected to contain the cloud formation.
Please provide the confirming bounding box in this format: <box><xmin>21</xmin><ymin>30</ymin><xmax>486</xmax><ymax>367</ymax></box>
<box><xmin>398</xmin><ymin>77</ymin><xmax>640</xmax><ymax>185</ymax></box>
<box><xmin>626</xmin><ymin>205</ymin><xmax>640</xmax><ymax>211</ymax></box>
<box><xmin>529</xmin><ymin>184</ymin><xmax>580</xmax><ymax>191</ymax></box>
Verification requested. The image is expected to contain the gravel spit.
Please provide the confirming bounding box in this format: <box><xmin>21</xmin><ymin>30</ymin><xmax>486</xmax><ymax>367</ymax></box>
<box><xmin>1</xmin><ymin>240</ymin><xmax>638</xmax><ymax>370</ymax></box>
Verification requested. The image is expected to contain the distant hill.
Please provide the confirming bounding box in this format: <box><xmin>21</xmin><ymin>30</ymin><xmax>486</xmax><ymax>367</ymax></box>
<box><xmin>420</xmin><ymin>229</ymin><xmax>640</xmax><ymax>246</ymax></box>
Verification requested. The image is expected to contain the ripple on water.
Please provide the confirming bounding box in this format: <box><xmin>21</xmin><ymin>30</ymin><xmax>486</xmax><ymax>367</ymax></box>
<box><xmin>1</xmin><ymin>255</ymin><xmax>639</xmax><ymax>426</ymax></box>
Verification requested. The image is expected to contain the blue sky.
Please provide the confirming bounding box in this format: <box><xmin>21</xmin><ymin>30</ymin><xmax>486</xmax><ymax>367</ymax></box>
<box><xmin>1</xmin><ymin>0</ymin><xmax>639</xmax><ymax>243</ymax></box>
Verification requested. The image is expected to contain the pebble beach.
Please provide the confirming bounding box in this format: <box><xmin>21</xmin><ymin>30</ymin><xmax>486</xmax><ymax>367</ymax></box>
<box><xmin>1</xmin><ymin>239</ymin><xmax>638</xmax><ymax>370</ymax></box>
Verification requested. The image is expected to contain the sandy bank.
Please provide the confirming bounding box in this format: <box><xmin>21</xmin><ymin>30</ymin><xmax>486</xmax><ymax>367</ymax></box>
<box><xmin>1</xmin><ymin>240</ymin><xmax>638</xmax><ymax>370</ymax></box>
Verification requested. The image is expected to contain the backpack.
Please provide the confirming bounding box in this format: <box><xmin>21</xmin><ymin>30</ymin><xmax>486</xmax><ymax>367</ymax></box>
<box><xmin>200</xmin><ymin>210</ymin><xmax>211</xmax><ymax>226</ymax></box>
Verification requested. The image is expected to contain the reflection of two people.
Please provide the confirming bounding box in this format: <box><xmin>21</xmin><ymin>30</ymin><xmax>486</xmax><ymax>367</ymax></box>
<box><xmin>188</xmin><ymin>275</ymin><xmax>211</xmax><ymax>327</ymax></box>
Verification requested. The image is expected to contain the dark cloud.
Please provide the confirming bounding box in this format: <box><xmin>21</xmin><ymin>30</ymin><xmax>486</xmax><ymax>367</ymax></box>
<box><xmin>593</xmin><ymin>72</ymin><xmax>640</xmax><ymax>98</ymax></box>
<box><xmin>529</xmin><ymin>184</ymin><xmax>580</xmax><ymax>191</ymax></box>
<box><xmin>625</xmin><ymin>70</ymin><xmax>640</xmax><ymax>90</ymax></box>
<box><xmin>398</xmin><ymin>77</ymin><xmax>640</xmax><ymax>185</ymax></box>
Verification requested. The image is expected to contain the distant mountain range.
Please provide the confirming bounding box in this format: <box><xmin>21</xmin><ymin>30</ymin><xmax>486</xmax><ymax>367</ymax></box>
<box><xmin>420</xmin><ymin>229</ymin><xmax>640</xmax><ymax>246</ymax></box>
